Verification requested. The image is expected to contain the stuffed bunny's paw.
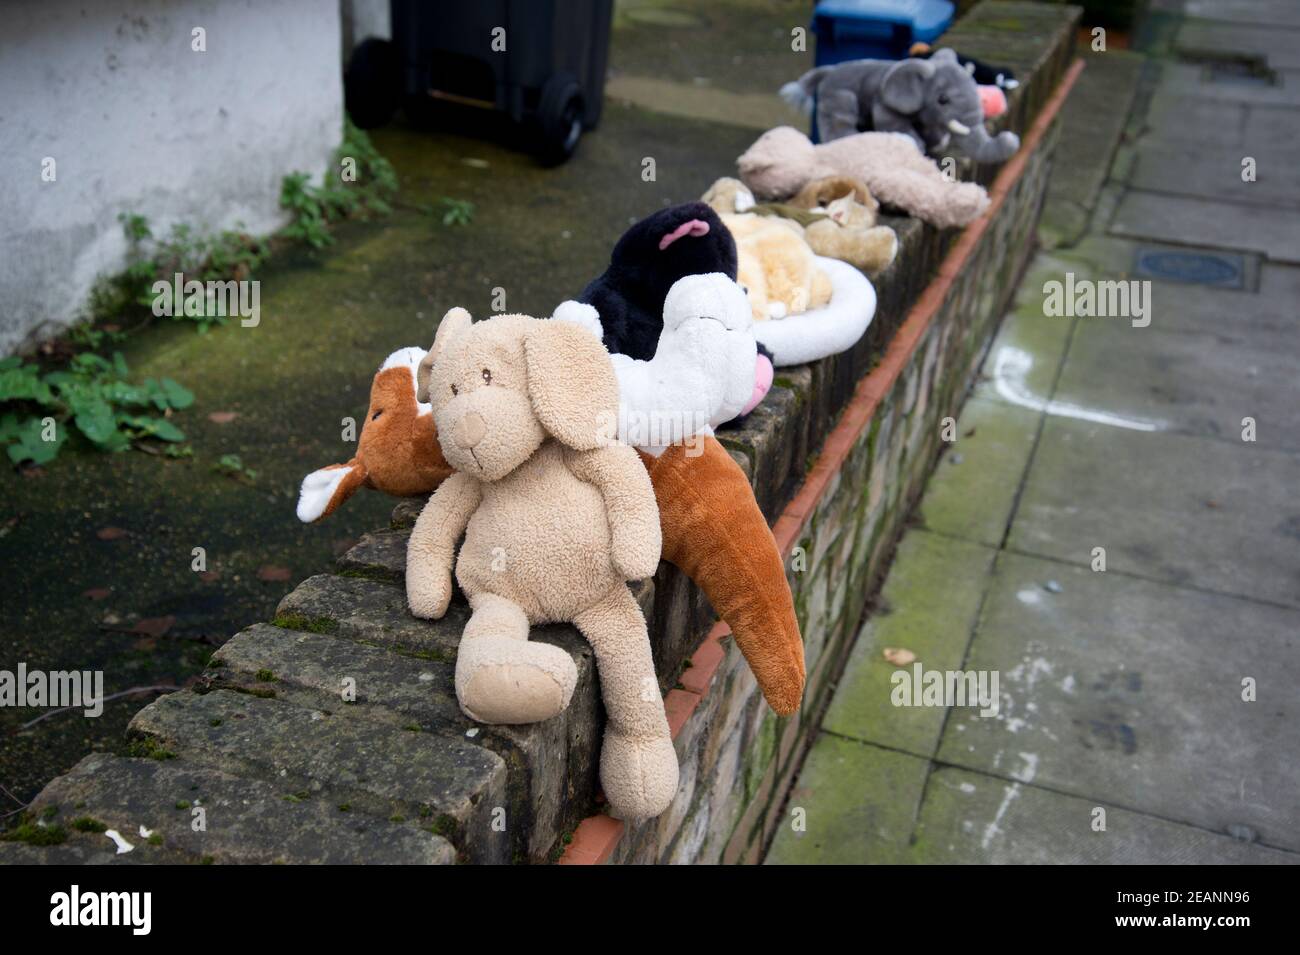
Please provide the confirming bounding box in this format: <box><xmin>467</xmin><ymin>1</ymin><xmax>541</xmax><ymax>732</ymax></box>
<box><xmin>601</xmin><ymin>731</ymin><xmax>680</xmax><ymax>820</ymax></box>
<box><xmin>407</xmin><ymin>573</ymin><xmax>453</xmax><ymax>620</ymax></box>
<box><xmin>612</xmin><ymin>529</ymin><xmax>661</xmax><ymax>582</ymax></box>
<box><xmin>456</xmin><ymin>636</ymin><xmax>578</xmax><ymax>725</ymax></box>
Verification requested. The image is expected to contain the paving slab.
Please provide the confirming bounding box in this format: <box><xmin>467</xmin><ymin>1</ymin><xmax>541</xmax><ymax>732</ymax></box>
<box><xmin>1114</xmin><ymin>261</ymin><xmax>1299</xmax><ymax>339</ymax></box>
<box><xmin>1140</xmin><ymin>92</ymin><xmax>1249</xmax><ymax>146</ymax></box>
<box><xmin>1110</xmin><ymin>190</ymin><xmax>1300</xmax><ymax>264</ymax></box>
<box><xmin>1056</xmin><ymin>316</ymin><xmax>1300</xmax><ymax>450</ymax></box>
<box><xmin>1009</xmin><ymin>417</ymin><xmax>1300</xmax><ymax>606</ymax></box>
<box><xmin>821</xmin><ymin>530</ymin><xmax>998</xmax><ymax>755</ymax></box>
<box><xmin>764</xmin><ymin>735</ymin><xmax>928</xmax><ymax>865</ymax></box>
<box><xmin>1176</xmin><ymin>18</ymin><xmax>1300</xmax><ymax>70</ymax></box>
<box><xmin>31</xmin><ymin>753</ymin><xmax>455</xmax><ymax>864</ymax></box>
<box><xmin>1127</xmin><ymin>141</ymin><xmax>1300</xmax><ymax>209</ymax></box>
<box><xmin>1184</xmin><ymin>0</ymin><xmax>1300</xmax><ymax>29</ymax></box>
<box><xmin>914</xmin><ymin>766</ymin><xmax>1298</xmax><ymax>863</ymax></box>
<box><xmin>1149</xmin><ymin>61</ymin><xmax>1300</xmax><ymax>108</ymax></box>
<box><xmin>1242</xmin><ymin>103</ymin><xmax>1300</xmax><ymax>151</ymax></box>
<box><xmin>921</xmin><ymin>398</ymin><xmax>1042</xmax><ymax>548</ymax></box>
<box><xmin>937</xmin><ymin>551</ymin><xmax>1300</xmax><ymax>852</ymax></box>
<box><xmin>972</xmin><ymin>261</ymin><xmax>1079</xmax><ymax>410</ymax></box>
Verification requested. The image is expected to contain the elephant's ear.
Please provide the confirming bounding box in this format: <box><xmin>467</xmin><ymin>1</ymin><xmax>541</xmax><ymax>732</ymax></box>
<box><xmin>880</xmin><ymin>58</ymin><xmax>935</xmax><ymax>115</ymax></box>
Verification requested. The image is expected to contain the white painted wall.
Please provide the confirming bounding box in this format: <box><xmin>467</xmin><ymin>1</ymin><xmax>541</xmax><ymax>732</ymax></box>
<box><xmin>0</xmin><ymin>0</ymin><xmax>343</xmax><ymax>355</ymax></box>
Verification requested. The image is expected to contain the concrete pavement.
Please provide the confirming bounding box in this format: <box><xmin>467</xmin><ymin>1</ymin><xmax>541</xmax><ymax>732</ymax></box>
<box><xmin>768</xmin><ymin>0</ymin><xmax>1300</xmax><ymax>864</ymax></box>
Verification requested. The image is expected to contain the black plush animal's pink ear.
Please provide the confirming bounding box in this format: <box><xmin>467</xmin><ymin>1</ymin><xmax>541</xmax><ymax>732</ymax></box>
<box><xmin>658</xmin><ymin>218</ymin><xmax>711</xmax><ymax>251</ymax></box>
<box><xmin>297</xmin><ymin>461</ymin><xmax>368</xmax><ymax>522</ymax></box>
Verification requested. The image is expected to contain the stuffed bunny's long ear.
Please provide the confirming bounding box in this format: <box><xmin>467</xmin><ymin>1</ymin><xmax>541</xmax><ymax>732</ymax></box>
<box><xmin>417</xmin><ymin>307</ymin><xmax>473</xmax><ymax>402</ymax></box>
<box><xmin>523</xmin><ymin>319</ymin><xmax>620</xmax><ymax>451</ymax></box>
<box><xmin>297</xmin><ymin>460</ymin><xmax>369</xmax><ymax>523</ymax></box>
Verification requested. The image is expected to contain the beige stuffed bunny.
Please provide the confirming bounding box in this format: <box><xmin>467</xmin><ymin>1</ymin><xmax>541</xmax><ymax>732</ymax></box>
<box><xmin>406</xmin><ymin>307</ymin><xmax>677</xmax><ymax>820</ymax></box>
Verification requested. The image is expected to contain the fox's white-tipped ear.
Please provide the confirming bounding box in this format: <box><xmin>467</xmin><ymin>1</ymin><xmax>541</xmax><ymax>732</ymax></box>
<box><xmin>297</xmin><ymin>462</ymin><xmax>366</xmax><ymax>523</ymax></box>
<box><xmin>551</xmin><ymin>300</ymin><xmax>604</xmax><ymax>342</ymax></box>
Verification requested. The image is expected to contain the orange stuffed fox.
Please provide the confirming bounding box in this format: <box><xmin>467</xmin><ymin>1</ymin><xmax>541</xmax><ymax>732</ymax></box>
<box><xmin>300</xmin><ymin>346</ymin><xmax>805</xmax><ymax>716</ymax></box>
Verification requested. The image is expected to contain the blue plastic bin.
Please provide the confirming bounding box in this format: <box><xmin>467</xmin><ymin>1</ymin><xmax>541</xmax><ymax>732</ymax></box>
<box><xmin>812</xmin><ymin>0</ymin><xmax>954</xmax><ymax>65</ymax></box>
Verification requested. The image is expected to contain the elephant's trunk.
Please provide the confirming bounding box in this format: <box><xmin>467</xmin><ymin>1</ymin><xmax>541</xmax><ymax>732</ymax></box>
<box><xmin>952</xmin><ymin>122</ymin><xmax>1021</xmax><ymax>164</ymax></box>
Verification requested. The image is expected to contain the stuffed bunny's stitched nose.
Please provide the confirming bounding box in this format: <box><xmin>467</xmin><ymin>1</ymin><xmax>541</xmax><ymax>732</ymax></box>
<box><xmin>453</xmin><ymin>412</ymin><xmax>486</xmax><ymax>449</ymax></box>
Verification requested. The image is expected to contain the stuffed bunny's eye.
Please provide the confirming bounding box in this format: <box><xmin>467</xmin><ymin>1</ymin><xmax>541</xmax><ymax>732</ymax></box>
<box><xmin>481</xmin><ymin>368</ymin><xmax>492</xmax><ymax>385</ymax></box>
<box><xmin>451</xmin><ymin>384</ymin><xmax>458</xmax><ymax>396</ymax></box>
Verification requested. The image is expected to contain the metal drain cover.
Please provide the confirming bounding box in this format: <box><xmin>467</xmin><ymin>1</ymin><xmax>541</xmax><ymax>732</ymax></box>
<box><xmin>1132</xmin><ymin>245</ymin><xmax>1251</xmax><ymax>290</ymax></box>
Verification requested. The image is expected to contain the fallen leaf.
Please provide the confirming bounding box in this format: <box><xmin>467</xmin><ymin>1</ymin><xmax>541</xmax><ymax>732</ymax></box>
<box><xmin>883</xmin><ymin>647</ymin><xmax>916</xmax><ymax>667</ymax></box>
<box><xmin>132</xmin><ymin>615</ymin><xmax>176</xmax><ymax>638</ymax></box>
<box><xmin>83</xmin><ymin>588</ymin><xmax>112</xmax><ymax>601</ymax></box>
<box><xmin>198</xmin><ymin>570</ymin><xmax>221</xmax><ymax>582</ymax></box>
<box><xmin>208</xmin><ymin>411</ymin><xmax>239</xmax><ymax>424</ymax></box>
<box><xmin>132</xmin><ymin>637</ymin><xmax>158</xmax><ymax>652</ymax></box>
<box><xmin>97</xmin><ymin>526</ymin><xmax>128</xmax><ymax>540</ymax></box>
<box><xmin>257</xmin><ymin>565</ymin><xmax>292</xmax><ymax>582</ymax></box>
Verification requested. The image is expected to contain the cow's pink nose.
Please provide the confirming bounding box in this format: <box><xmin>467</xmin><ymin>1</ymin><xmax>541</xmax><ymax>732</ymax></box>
<box><xmin>453</xmin><ymin>412</ymin><xmax>486</xmax><ymax>449</ymax></box>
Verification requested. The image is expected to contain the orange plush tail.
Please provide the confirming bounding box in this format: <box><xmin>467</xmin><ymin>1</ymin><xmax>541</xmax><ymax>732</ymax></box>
<box><xmin>643</xmin><ymin>438</ymin><xmax>805</xmax><ymax>715</ymax></box>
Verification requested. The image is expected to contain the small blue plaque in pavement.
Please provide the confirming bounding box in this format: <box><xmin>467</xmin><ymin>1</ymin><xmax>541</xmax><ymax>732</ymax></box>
<box><xmin>1133</xmin><ymin>247</ymin><xmax>1246</xmax><ymax>290</ymax></box>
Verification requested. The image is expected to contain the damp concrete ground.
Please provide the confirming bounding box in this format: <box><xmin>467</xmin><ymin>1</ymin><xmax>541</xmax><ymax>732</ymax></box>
<box><xmin>767</xmin><ymin>0</ymin><xmax>1300</xmax><ymax>864</ymax></box>
<box><xmin>0</xmin><ymin>0</ymin><xmax>799</xmax><ymax>811</ymax></box>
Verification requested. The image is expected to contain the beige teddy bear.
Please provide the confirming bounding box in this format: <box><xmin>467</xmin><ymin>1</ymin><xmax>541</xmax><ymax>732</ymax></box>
<box><xmin>407</xmin><ymin>307</ymin><xmax>677</xmax><ymax>820</ymax></box>
<box><xmin>704</xmin><ymin>176</ymin><xmax>897</xmax><ymax>276</ymax></box>
<box><xmin>719</xmin><ymin>211</ymin><xmax>832</xmax><ymax>322</ymax></box>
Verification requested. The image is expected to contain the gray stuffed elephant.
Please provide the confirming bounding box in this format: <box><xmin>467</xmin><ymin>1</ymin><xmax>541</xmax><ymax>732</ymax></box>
<box><xmin>780</xmin><ymin>48</ymin><xmax>1020</xmax><ymax>164</ymax></box>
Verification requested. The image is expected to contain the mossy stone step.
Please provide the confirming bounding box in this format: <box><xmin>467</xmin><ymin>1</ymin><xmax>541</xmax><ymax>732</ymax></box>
<box><xmin>211</xmin><ymin>622</ymin><xmax>466</xmax><ymax>729</ymax></box>
<box><xmin>127</xmin><ymin>688</ymin><xmax>509</xmax><ymax>863</ymax></box>
<box><xmin>27</xmin><ymin>753</ymin><xmax>455</xmax><ymax>865</ymax></box>
<box><xmin>210</xmin><ymin>621</ymin><xmax>602</xmax><ymax>861</ymax></box>
<box><xmin>0</xmin><ymin>840</ymin><xmax>194</xmax><ymax>864</ymax></box>
<box><xmin>275</xmin><ymin>573</ymin><xmax>468</xmax><ymax>657</ymax></box>
<box><xmin>338</xmin><ymin>528</ymin><xmax>410</xmax><ymax>581</ymax></box>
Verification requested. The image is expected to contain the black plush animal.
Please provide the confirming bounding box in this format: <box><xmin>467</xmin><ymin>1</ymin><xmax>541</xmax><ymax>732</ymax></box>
<box><xmin>579</xmin><ymin>202</ymin><xmax>739</xmax><ymax>361</ymax></box>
